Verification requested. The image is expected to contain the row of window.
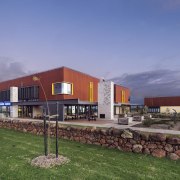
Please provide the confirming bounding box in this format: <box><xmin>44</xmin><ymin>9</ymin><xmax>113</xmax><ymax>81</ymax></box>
<box><xmin>0</xmin><ymin>86</ymin><xmax>39</xmax><ymax>102</ymax></box>
<box><xmin>18</xmin><ymin>86</ymin><xmax>39</xmax><ymax>101</ymax></box>
<box><xmin>148</xmin><ymin>107</ymin><xmax>160</xmax><ymax>113</ymax></box>
<box><xmin>0</xmin><ymin>90</ymin><xmax>10</xmax><ymax>101</ymax></box>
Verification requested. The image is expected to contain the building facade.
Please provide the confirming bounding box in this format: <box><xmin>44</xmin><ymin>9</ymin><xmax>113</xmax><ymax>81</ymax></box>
<box><xmin>144</xmin><ymin>96</ymin><xmax>180</xmax><ymax>113</ymax></box>
<box><xmin>0</xmin><ymin>67</ymin><xmax>130</xmax><ymax>120</ymax></box>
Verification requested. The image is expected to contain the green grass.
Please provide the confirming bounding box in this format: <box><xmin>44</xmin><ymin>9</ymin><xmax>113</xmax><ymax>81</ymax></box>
<box><xmin>0</xmin><ymin>129</ymin><xmax>180</xmax><ymax>180</ymax></box>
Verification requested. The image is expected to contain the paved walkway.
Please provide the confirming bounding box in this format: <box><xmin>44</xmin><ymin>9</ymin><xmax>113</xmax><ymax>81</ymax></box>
<box><xmin>2</xmin><ymin>118</ymin><xmax>180</xmax><ymax>135</ymax></box>
<box><xmin>60</xmin><ymin>120</ymin><xmax>180</xmax><ymax>135</ymax></box>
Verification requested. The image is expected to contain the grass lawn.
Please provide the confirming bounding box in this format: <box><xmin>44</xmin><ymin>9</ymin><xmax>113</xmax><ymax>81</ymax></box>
<box><xmin>0</xmin><ymin>128</ymin><xmax>180</xmax><ymax>180</ymax></box>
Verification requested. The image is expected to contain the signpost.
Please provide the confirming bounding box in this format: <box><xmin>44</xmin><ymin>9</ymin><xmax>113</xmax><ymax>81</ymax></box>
<box><xmin>0</xmin><ymin>102</ymin><xmax>11</xmax><ymax>106</ymax></box>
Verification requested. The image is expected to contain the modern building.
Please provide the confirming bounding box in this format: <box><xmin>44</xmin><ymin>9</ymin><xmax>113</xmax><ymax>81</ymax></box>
<box><xmin>0</xmin><ymin>67</ymin><xmax>130</xmax><ymax>120</ymax></box>
<box><xmin>144</xmin><ymin>96</ymin><xmax>180</xmax><ymax>113</ymax></box>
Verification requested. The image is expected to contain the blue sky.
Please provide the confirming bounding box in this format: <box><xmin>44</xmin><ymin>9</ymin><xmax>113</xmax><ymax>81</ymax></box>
<box><xmin>0</xmin><ymin>0</ymin><xmax>180</xmax><ymax>77</ymax></box>
<box><xmin>0</xmin><ymin>0</ymin><xmax>180</xmax><ymax>103</ymax></box>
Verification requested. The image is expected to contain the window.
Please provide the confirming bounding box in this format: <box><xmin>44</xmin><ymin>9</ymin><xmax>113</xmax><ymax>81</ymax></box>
<box><xmin>52</xmin><ymin>82</ymin><xmax>73</xmax><ymax>95</ymax></box>
<box><xmin>0</xmin><ymin>90</ymin><xmax>10</xmax><ymax>101</ymax></box>
<box><xmin>18</xmin><ymin>86</ymin><xmax>39</xmax><ymax>101</ymax></box>
<box><xmin>89</xmin><ymin>82</ymin><xmax>94</xmax><ymax>102</ymax></box>
<box><xmin>121</xmin><ymin>90</ymin><xmax>125</xmax><ymax>103</ymax></box>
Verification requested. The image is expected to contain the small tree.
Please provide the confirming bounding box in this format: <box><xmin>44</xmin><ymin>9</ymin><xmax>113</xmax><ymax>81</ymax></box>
<box><xmin>143</xmin><ymin>106</ymin><xmax>148</xmax><ymax>114</ymax></box>
<box><xmin>166</xmin><ymin>108</ymin><xmax>170</xmax><ymax>114</ymax></box>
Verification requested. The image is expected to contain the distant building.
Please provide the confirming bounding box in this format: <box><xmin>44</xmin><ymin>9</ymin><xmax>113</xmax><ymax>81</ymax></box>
<box><xmin>0</xmin><ymin>66</ymin><xmax>130</xmax><ymax>120</ymax></box>
<box><xmin>144</xmin><ymin>96</ymin><xmax>180</xmax><ymax>113</ymax></box>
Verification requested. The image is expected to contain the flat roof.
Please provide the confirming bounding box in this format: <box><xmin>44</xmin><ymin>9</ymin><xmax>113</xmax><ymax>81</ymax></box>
<box><xmin>0</xmin><ymin>66</ymin><xmax>100</xmax><ymax>84</ymax></box>
<box><xmin>145</xmin><ymin>96</ymin><xmax>180</xmax><ymax>99</ymax></box>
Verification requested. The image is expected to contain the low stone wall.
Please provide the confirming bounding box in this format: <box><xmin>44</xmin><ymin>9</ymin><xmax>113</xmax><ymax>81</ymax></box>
<box><xmin>0</xmin><ymin>119</ymin><xmax>180</xmax><ymax>160</ymax></box>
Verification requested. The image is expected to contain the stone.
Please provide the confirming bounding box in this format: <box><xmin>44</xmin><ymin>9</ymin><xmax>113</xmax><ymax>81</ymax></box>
<box><xmin>129</xmin><ymin>139</ymin><xmax>137</xmax><ymax>145</ymax></box>
<box><xmin>121</xmin><ymin>130</ymin><xmax>133</xmax><ymax>139</ymax></box>
<box><xmin>74</xmin><ymin>137</ymin><xmax>80</xmax><ymax>141</ymax></box>
<box><xmin>100</xmin><ymin>139</ymin><xmax>106</xmax><ymax>144</ymax></box>
<box><xmin>100</xmin><ymin>129</ymin><xmax>107</xmax><ymax>135</ymax></box>
<box><xmin>174</xmin><ymin>146</ymin><xmax>179</xmax><ymax>151</ymax></box>
<box><xmin>165</xmin><ymin>144</ymin><xmax>173</xmax><ymax>153</ymax></box>
<box><xmin>133</xmin><ymin>144</ymin><xmax>143</xmax><ymax>153</ymax></box>
<box><xmin>107</xmin><ymin>128</ymin><xmax>114</xmax><ymax>135</ymax></box>
<box><xmin>152</xmin><ymin>149</ymin><xmax>166</xmax><ymax>158</ymax></box>
<box><xmin>23</xmin><ymin>128</ymin><xmax>27</xmax><ymax>133</ymax></box>
<box><xmin>114</xmin><ymin>137</ymin><xmax>119</xmax><ymax>142</ymax></box>
<box><xmin>169</xmin><ymin>153</ymin><xmax>179</xmax><ymax>161</ymax></box>
<box><xmin>31</xmin><ymin>154</ymin><xmax>70</xmax><ymax>168</ymax></box>
<box><xmin>117</xmin><ymin>146</ymin><xmax>122</xmax><ymax>151</ymax></box>
<box><xmin>86</xmin><ymin>140</ymin><xmax>92</xmax><ymax>144</ymax></box>
<box><xmin>112</xmin><ymin>129</ymin><xmax>122</xmax><ymax>136</ymax></box>
<box><xmin>114</xmin><ymin>142</ymin><xmax>119</xmax><ymax>147</ymax></box>
<box><xmin>125</xmin><ymin>143</ymin><xmax>132</xmax><ymax>149</ymax></box>
<box><xmin>122</xmin><ymin>147</ymin><xmax>132</xmax><ymax>152</ymax></box>
<box><xmin>175</xmin><ymin>150</ymin><xmax>180</xmax><ymax>157</ymax></box>
<box><xmin>167</xmin><ymin>137</ymin><xmax>180</xmax><ymax>145</ymax></box>
<box><xmin>132</xmin><ymin>131</ymin><xmax>141</xmax><ymax>141</ymax></box>
<box><xmin>107</xmin><ymin>140</ymin><xmax>114</xmax><ymax>144</ymax></box>
<box><xmin>94</xmin><ymin>142</ymin><xmax>101</xmax><ymax>146</ymax></box>
<box><xmin>80</xmin><ymin>138</ymin><xmax>86</xmax><ymax>143</ymax></box>
<box><xmin>141</xmin><ymin>133</ymin><xmax>149</xmax><ymax>141</ymax></box>
<box><xmin>157</xmin><ymin>145</ymin><xmax>163</xmax><ymax>149</ymax></box>
<box><xmin>32</xmin><ymin>129</ymin><xmax>37</xmax><ymax>134</ymax></box>
<box><xmin>141</xmin><ymin>140</ymin><xmax>145</xmax><ymax>145</ymax></box>
<box><xmin>149</xmin><ymin>134</ymin><xmax>166</xmax><ymax>142</ymax></box>
<box><xmin>147</xmin><ymin>144</ymin><xmax>157</xmax><ymax>149</ymax></box>
<box><xmin>143</xmin><ymin>148</ymin><xmax>150</xmax><ymax>155</ymax></box>
<box><xmin>118</xmin><ymin>139</ymin><xmax>123</xmax><ymax>145</ymax></box>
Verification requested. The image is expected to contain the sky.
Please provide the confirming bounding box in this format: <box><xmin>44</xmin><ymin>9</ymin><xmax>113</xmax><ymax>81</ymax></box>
<box><xmin>0</xmin><ymin>0</ymin><xmax>180</xmax><ymax>103</ymax></box>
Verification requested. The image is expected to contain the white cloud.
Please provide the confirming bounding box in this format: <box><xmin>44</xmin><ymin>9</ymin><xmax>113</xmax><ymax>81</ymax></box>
<box><xmin>111</xmin><ymin>69</ymin><xmax>180</xmax><ymax>104</ymax></box>
<box><xmin>0</xmin><ymin>57</ymin><xmax>28</xmax><ymax>81</ymax></box>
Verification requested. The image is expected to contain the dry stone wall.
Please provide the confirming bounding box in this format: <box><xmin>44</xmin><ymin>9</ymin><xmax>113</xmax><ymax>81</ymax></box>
<box><xmin>0</xmin><ymin>119</ymin><xmax>179</xmax><ymax>161</ymax></box>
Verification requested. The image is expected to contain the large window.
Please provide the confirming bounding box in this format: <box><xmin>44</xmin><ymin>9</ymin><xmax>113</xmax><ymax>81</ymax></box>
<box><xmin>0</xmin><ymin>90</ymin><xmax>10</xmax><ymax>101</ymax></box>
<box><xmin>52</xmin><ymin>82</ymin><xmax>73</xmax><ymax>95</ymax></box>
<box><xmin>148</xmin><ymin>107</ymin><xmax>160</xmax><ymax>113</ymax></box>
<box><xmin>18</xmin><ymin>86</ymin><xmax>39</xmax><ymax>101</ymax></box>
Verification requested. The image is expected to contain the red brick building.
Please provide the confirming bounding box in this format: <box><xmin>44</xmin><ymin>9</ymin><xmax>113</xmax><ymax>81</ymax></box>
<box><xmin>144</xmin><ymin>96</ymin><xmax>180</xmax><ymax>113</ymax></box>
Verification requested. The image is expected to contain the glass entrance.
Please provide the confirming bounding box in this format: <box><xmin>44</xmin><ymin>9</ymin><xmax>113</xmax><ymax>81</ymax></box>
<box><xmin>64</xmin><ymin>105</ymin><xmax>98</xmax><ymax>120</ymax></box>
<box><xmin>18</xmin><ymin>106</ymin><xmax>33</xmax><ymax>118</ymax></box>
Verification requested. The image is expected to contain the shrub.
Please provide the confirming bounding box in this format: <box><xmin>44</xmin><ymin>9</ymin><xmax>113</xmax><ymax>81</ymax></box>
<box><xmin>142</xmin><ymin>118</ymin><xmax>153</xmax><ymax>127</ymax></box>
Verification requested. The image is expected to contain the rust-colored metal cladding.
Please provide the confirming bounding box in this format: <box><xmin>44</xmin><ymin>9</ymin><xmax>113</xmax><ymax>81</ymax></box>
<box><xmin>0</xmin><ymin>67</ymin><xmax>99</xmax><ymax>102</ymax></box>
<box><xmin>0</xmin><ymin>67</ymin><xmax>63</xmax><ymax>101</ymax></box>
<box><xmin>63</xmin><ymin>67</ymin><xmax>99</xmax><ymax>102</ymax></box>
<box><xmin>144</xmin><ymin>97</ymin><xmax>180</xmax><ymax>106</ymax></box>
<box><xmin>114</xmin><ymin>84</ymin><xmax>130</xmax><ymax>104</ymax></box>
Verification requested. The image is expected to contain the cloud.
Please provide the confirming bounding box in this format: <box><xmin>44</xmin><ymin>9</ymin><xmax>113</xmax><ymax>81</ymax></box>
<box><xmin>0</xmin><ymin>57</ymin><xmax>28</xmax><ymax>81</ymax></box>
<box><xmin>111</xmin><ymin>69</ymin><xmax>180</xmax><ymax>104</ymax></box>
<box><xmin>157</xmin><ymin>0</ymin><xmax>180</xmax><ymax>11</ymax></box>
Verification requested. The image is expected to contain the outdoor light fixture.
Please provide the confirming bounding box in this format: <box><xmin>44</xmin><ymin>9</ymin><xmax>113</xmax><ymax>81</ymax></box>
<box><xmin>32</xmin><ymin>76</ymin><xmax>59</xmax><ymax>158</ymax></box>
<box><xmin>33</xmin><ymin>76</ymin><xmax>48</xmax><ymax>156</ymax></box>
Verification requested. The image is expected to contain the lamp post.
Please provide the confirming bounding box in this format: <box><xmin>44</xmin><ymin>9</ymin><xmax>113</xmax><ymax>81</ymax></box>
<box><xmin>33</xmin><ymin>76</ymin><xmax>50</xmax><ymax>156</ymax></box>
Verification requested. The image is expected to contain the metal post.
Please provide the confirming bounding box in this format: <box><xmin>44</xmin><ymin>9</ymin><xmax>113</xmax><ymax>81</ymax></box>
<box><xmin>44</xmin><ymin>110</ymin><xmax>48</xmax><ymax>156</ymax></box>
<box><xmin>33</xmin><ymin>76</ymin><xmax>50</xmax><ymax>156</ymax></box>
<box><xmin>56</xmin><ymin>102</ymin><xmax>59</xmax><ymax>158</ymax></box>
